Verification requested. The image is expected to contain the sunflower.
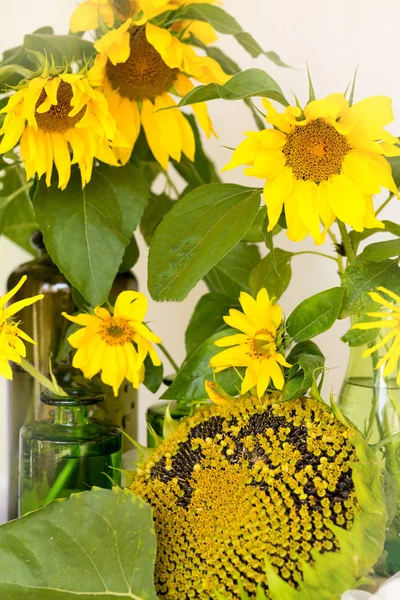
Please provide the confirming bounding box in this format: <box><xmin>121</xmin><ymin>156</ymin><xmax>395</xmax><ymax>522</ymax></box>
<box><xmin>131</xmin><ymin>396</ymin><xmax>386</xmax><ymax>599</ymax></box>
<box><xmin>224</xmin><ymin>94</ymin><xmax>400</xmax><ymax>244</ymax></box>
<box><xmin>352</xmin><ymin>286</ymin><xmax>400</xmax><ymax>384</ymax></box>
<box><xmin>210</xmin><ymin>288</ymin><xmax>290</xmax><ymax>397</ymax></box>
<box><xmin>70</xmin><ymin>0</ymin><xmax>219</xmax><ymax>45</ymax></box>
<box><xmin>0</xmin><ymin>69</ymin><xmax>128</xmax><ymax>189</ymax></box>
<box><xmin>63</xmin><ymin>290</ymin><xmax>161</xmax><ymax>396</ymax></box>
<box><xmin>88</xmin><ymin>15</ymin><xmax>229</xmax><ymax>167</ymax></box>
<box><xmin>0</xmin><ymin>276</ymin><xmax>43</xmax><ymax>380</ymax></box>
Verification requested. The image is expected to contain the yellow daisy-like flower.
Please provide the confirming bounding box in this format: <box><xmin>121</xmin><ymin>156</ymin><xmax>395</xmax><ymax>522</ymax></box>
<box><xmin>63</xmin><ymin>290</ymin><xmax>161</xmax><ymax>396</ymax></box>
<box><xmin>210</xmin><ymin>289</ymin><xmax>291</xmax><ymax>398</ymax></box>
<box><xmin>0</xmin><ymin>70</ymin><xmax>128</xmax><ymax>190</ymax></box>
<box><xmin>0</xmin><ymin>276</ymin><xmax>43</xmax><ymax>380</ymax></box>
<box><xmin>89</xmin><ymin>16</ymin><xmax>229</xmax><ymax>168</ymax></box>
<box><xmin>70</xmin><ymin>0</ymin><xmax>219</xmax><ymax>45</ymax></box>
<box><xmin>224</xmin><ymin>94</ymin><xmax>400</xmax><ymax>244</ymax></box>
<box><xmin>352</xmin><ymin>286</ymin><xmax>400</xmax><ymax>385</ymax></box>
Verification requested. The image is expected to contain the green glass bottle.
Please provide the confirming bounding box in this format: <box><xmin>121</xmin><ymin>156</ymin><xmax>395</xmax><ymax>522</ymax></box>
<box><xmin>338</xmin><ymin>343</ymin><xmax>400</xmax><ymax>574</ymax></box>
<box><xmin>19</xmin><ymin>390</ymin><xmax>122</xmax><ymax>516</ymax></box>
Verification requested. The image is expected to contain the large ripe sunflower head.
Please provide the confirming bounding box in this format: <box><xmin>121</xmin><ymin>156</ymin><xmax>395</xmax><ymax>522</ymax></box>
<box><xmin>0</xmin><ymin>70</ymin><xmax>128</xmax><ymax>189</ymax></box>
<box><xmin>89</xmin><ymin>16</ymin><xmax>230</xmax><ymax>168</ymax></box>
<box><xmin>224</xmin><ymin>93</ymin><xmax>400</xmax><ymax>245</ymax></box>
<box><xmin>131</xmin><ymin>396</ymin><xmax>386</xmax><ymax>599</ymax></box>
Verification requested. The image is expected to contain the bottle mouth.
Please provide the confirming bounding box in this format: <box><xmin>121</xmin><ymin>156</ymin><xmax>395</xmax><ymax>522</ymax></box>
<box><xmin>41</xmin><ymin>389</ymin><xmax>104</xmax><ymax>407</ymax></box>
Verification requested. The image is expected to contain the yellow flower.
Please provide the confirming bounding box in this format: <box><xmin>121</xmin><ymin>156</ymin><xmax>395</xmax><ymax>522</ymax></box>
<box><xmin>63</xmin><ymin>290</ymin><xmax>162</xmax><ymax>396</ymax></box>
<box><xmin>210</xmin><ymin>289</ymin><xmax>290</xmax><ymax>397</ymax></box>
<box><xmin>224</xmin><ymin>94</ymin><xmax>400</xmax><ymax>244</ymax></box>
<box><xmin>0</xmin><ymin>276</ymin><xmax>43</xmax><ymax>380</ymax></box>
<box><xmin>0</xmin><ymin>70</ymin><xmax>128</xmax><ymax>190</ymax></box>
<box><xmin>352</xmin><ymin>286</ymin><xmax>400</xmax><ymax>384</ymax></box>
<box><xmin>70</xmin><ymin>0</ymin><xmax>219</xmax><ymax>45</ymax></box>
<box><xmin>89</xmin><ymin>16</ymin><xmax>229</xmax><ymax>168</ymax></box>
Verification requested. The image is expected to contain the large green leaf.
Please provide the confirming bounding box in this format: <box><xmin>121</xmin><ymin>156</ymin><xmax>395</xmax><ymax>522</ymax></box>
<box><xmin>140</xmin><ymin>193</ymin><xmax>175</xmax><ymax>245</ymax></box>
<box><xmin>204</xmin><ymin>242</ymin><xmax>260</xmax><ymax>298</ymax></box>
<box><xmin>148</xmin><ymin>184</ymin><xmax>260</xmax><ymax>301</ymax></box>
<box><xmin>33</xmin><ymin>165</ymin><xmax>148</xmax><ymax>306</ymax></box>
<box><xmin>287</xmin><ymin>288</ymin><xmax>344</xmax><ymax>341</ymax></box>
<box><xmin>0</xmin><ymin>487</ymin><xmax>157</xmax><ymax>599</ymax></box>
<box><xmin>169</xmin><ymin>4</ymin><xmax>289</xmax><ymax>65</ymax></box>
<box><xmin>359</xmin><ymin>238</ymin><xmax>400</xmax><ymax>262</ymax></box>
<box><xmin>284</xmin><ymin>341</ymin><xmax>325</xmax><ymax>401</ymax></box>
<box><xmin>178</xmin><ymin>69</ymin><xmax>288</xmax><ymax>108</ymax></box>
<box><xmin>0</xmin><ymin>165</ymin><xmax>37</xmax><ymax>254</ymax></box>
<box><xmin>185</xmin><ymin>292</ymin><xmax>234</xmax><ymax>356</ymax></box>
<box><xmin>24</xmin><ymin>33</ymin><xmax>94</xmax><ymax>64</ymax></box>
<box><xmin>249</xmin><ymin>249</ymin><xmax>293</xmax><ymax>299</ymax></box>
<box><xmin>340</xmin><ymin>259</ymin><xmax>400</xmax><ymax>318</ymax></box>
<box><xmin>162</xmin><ymin>330</ymin><xmax>242</xmax><ymax>401</ymax></box>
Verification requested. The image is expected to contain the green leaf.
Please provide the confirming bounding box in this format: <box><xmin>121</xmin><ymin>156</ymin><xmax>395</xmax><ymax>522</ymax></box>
<box><xmin>204</xmin><ymin>242</ymin><xmax>260</xmax><ymax>298</ymax></box>
<box><xmin>249</xmin><ymin>249</ymin><xmax>293</xmax><ymax>299</ymax></box>
<box><xmin>0</xmin><ymin>166</ymin><xmax>36</xmax><ymax>254</ymax></box>
<box><xmin>287</xmin><ymin>288</ymin><xmax>344</xmax><ymax>341</ymax></box>
<box><xmin>118</xmin><ymin>235</ymin><xmax>139</xmax><ymax>273</ymax></box>
<box><xmin>143</xmin><ymin>354</ymin><xmax>164</xmax><ymax>394</ymax></box>
<box><xmin>33</xmin><ymin>164</ymin><xmax>148</xmax><ymax>306</ymax></box>
<box><xmin>173</xmin><ymin>5</ymin><xmax>289</xmax><ymax>66</ymax></box>
<box><xmin>243</xmin><ymin>207</ymin><xmax>267</xmax><ymax>242</ymax></box>
<box><xmin>140</xmin><ymin>193</ymin><xmax>174</xmax><ymax>246</ymax></box>
<box><xmin>0</xmin><ymin>64</ymin><xmax>32</xmax><ymax>86</ymax></box>
<box><xmin>349</xmin><ymin>220</ymin><xmax>400</xmax><ymax>252</ymax></box>
<box><xmin>284</xmin><ymin>341</ymin><xmax>325</xmax><ymax>401</ymax></box>
<box><xmin>0</xmin><ymin>487</ymin><xmax>157</xmax><ymax>599</ymax></box>
<box><xmin>185</xmin><ymin>292</ymin><xmax>234</xmax><ymax>356</ymax></box>
<box><xmin>340</xmin><ymin>258</ymin><xmax>400</xmax><ymax>318</ymax></box>
<box><xmin>148</xmin><ymin>184</ymin><xmax>260</xmax><ymax>301</ymax></box>
<box><xmin>162</xmin><ymin>330</ymin><xmax>242</xmax><ymax>401</ymax></box>
<box><xmin>387</xmin><ymin>156</ymin><xmax>400</xmax><ymax>188</ymax></box>
<box><xmin>24</xmin><ymin>33</ymin><xmax>94</xmax><ymax>64</ymax></box>
<box><xmin>172</xmin><ymin>114</ymin><xmax>221</xmax><ymax>189</ymax></box>
<box><xmin>359</xmin><ymin>238</ymin><xmax>400</xmax><ymax>262</ymax></box>
<box><xmin>178</xmin><ymin>68</ymin><xmax>289</xmax><ymax>108</ymax></box>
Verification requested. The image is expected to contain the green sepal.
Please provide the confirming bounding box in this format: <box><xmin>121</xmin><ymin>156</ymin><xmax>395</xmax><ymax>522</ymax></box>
<box><xmin>162</xmin><ymin>404</ymin><xmax>181</xmax><ymax>439</ymax></box>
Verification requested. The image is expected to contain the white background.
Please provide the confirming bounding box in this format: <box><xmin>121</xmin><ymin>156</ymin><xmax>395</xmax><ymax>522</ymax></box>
<box><xmin>1</xmin><ymin>0</ymin><xmax>399</xmax><ymax>464</ymax></box>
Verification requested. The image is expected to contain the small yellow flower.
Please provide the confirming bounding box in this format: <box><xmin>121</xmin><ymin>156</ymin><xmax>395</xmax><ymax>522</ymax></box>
<box><xmin>89</xmin><ymin>14</ymin><xmax>229</xmax><ymax>168</ymax></box>
<box><xmin>210</xmin><ymin>289</ymin><xmax>290</xmax><ymax>398</ymax></box>
<box><xmin>0</xmin><ymin>276</ymin><xmax>43</xmax><ymax>380</ymax></box>
<box><xmin>352</xmin><ymin>286</ymin><xmax>400</xmax><ymax>384</ymax></box>
<box><xmin>224</xmin><ymin>94</ymin><xmax>400</xmax><ymax>245</ymax></box>
<box><xmin>0</xmin><ymin>69</ymin><xmax>129</xmax><ymax>190</ymax></box>
<box><xmin>63</xmin><ymin>290</ymin><xmax>161</xmax><ymax>396</ymax></box>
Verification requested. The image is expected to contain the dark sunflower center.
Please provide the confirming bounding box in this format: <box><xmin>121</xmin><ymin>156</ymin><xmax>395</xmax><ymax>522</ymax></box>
<box><xmin>283</xmin><ymin>118</ymin><xmax>350</xmax><ymax>182</ymax></box>
<box><xmin>100</xmin><ymin>317</ymin><xmax>134</xmax><ymax>346</ymax></box>
<box><xmin>35</xmin><ymin>81</ymin><xmax>86</xmax><ymax>133</ymax></box>
<box><xmin>105</xmin><ymin>26</ymin><xmax>179</xmax><ymax>101</ymax></box>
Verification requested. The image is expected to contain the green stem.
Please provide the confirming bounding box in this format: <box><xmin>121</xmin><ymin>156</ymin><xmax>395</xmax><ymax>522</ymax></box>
<box><xmin>158</xmin><ymin>343</ymin><xmax>180</xmax><ymax>373</ymax></box>
<box><xmin>19</xmin><ymin>358</ymin><xmax>67</xmax><ymax>396</ymax></box>
<box><xmin>337</xmin><ymin>220</ymin><xmax>356</xmax><ymax>263</ymax></box>
<box><xmin>44</xmin><ymin>459</ymin><xmax>77</xmax><ymax>505</ymax></box>
<box><xmin>376</xmin><ymin>192</ymin><xmax>394</xmax><ymax>216</ymax></box>
<box><xmin>327</xmin><ymin>228</ymin><xmax>344</xmax><ymax>273</ymax></box>
<box><xmin>162</xmin><ymin>170</ymin><xmax>180</xmax><ymax>198</ymax></box>
<box><xmin>293</xmin><ymin>250</ymin><xmax>339</xmax><ymax>263</ymax></box>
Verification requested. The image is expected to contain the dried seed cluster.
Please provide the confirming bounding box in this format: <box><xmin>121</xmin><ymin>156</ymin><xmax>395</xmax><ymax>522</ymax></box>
<box><xmin>131</xmin><ymin>397</ymin><xmax>359</xmax><ymax>599</ymax></box>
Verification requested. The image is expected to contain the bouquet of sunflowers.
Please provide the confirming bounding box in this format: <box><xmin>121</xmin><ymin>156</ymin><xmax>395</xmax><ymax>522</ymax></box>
<box><xmin>1</xmin><ymin>1</ymin><xmax>400</xmax><ymax>598</ymax></box>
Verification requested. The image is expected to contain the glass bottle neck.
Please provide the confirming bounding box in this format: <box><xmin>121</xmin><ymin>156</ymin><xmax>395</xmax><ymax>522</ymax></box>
<box><xmin>54</xmin><ymin>405</ymin><xmax>90</xmax><ymax>426</ymax></box>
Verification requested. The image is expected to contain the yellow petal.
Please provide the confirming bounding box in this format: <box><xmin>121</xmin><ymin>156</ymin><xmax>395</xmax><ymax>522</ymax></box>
<box><xmin>263</xmin><ymin>166</ymin><xmax>294</xmax><ymax>231</ymax></box>
<box><xmin>0</xmin><ymin>275</ymin><xmax>27</xmax><ymax>310</ymax></box>
<box><xmin>245</xmin><ymin>149</ymin><xmax>285</xmax><ymax>179</ymax></box>
<box><xmin>326</xmin><ymin>174</ymin><xmax>367</xmax><ymax>232</ymax></box>
<box><xmin>114</xmin><ymin>290</ymin><xmax>148</xmax><ymax>321</ymax></box>
<box><xmin>51</xmin><ymin>133</ymin><xmax>71</xmax><ymax>190</ymax></box>
<box><xmin>141</xmin><ymin>98</ymin><xmax>169</xmax><ymax>169</ymax></box>
<box><xmin>214</xmin><ymin>334</ymin><xmax>248</xmax><ymax>348</ymax></box>
<box><xmin>295</xmin><ymin>179</ymin><xmax>324</xmax><ymax>245</ymax></box>
<box><xmin>241</xmin><ymin>361</ymin><xmax>260</xmax><ymax>395</ymax></box>
<box><xmin>223</xmin><ymin>135</ymin><xmax>260</xmax><ymax>172</ymax></box>
<box><xmin>304</xmin><ymin>93</ymin><xmax>348</xmax><ymax>122</ymax></box>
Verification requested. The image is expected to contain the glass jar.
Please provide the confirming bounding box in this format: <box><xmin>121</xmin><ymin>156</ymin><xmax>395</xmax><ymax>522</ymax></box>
<box><xmin>19</xmin><ymin>390</ymin><xmax>122</xmax><ymax>516</ymax></box>
<box><xmin>338</xmin><ymin>343</ymin><xmax>400</xmax><ymax>574</ymax></box>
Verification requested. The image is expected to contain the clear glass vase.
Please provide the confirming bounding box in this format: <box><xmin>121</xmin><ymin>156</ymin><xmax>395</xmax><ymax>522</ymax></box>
<box><xmin>19</xmin><ymin>390</ymin><xmax>122</xmax><ymax>516</ymax></box>
<box><xmin>338</xmin><ymin>343</ymin><xmax>400</xmax><ymax>574</ymax></box>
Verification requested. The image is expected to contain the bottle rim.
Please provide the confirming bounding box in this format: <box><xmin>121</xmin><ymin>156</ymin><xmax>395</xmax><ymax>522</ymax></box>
<box><xmin>40</xmin><ymin>389</ymin><xmax>104</xmax><ymax>407</ymax></box>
